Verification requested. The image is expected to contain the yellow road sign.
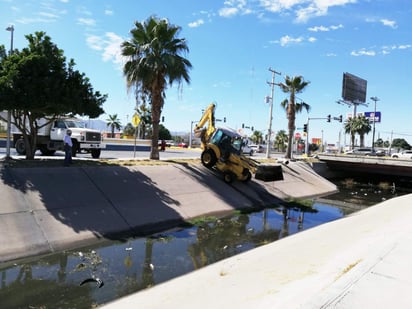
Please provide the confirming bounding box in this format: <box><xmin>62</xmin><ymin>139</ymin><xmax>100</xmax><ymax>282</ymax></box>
<box><xmin>131</xmin><ymin>113</ymin><xmax>141</xmax><ymax>127</ymax></box>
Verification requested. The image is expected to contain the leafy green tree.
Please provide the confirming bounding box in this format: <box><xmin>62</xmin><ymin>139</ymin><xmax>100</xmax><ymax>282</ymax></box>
<box><xmin>391</xmin><ymin>138</ymin><xmax>411</xmax><ymax>150</ymax></box>
<box><xmin>106</xmin><ymin>114</ymin><xmax>122</xmax><ymax>138</ymax></box>
<box><xmin>279</xmin><ymin>75</ymin><xmax>310</xmax><ymax>159</ymax></box>
<box><xmin>135</xmin><ymin>103</ymin><xmax>152</xmax><ymax>139</ymax></box>
<box><xmin>375</xmin><ymin>138</ymin><xmax>384</xmax><ymax>147</ymax></box>
<box><xmin>121</xmin><ymin>16</ymin><xmax>192</xmax><ymax>159</ymax></box>
<box><xmin>0</xmin><ymin>32</ymin><xmax>106</xmax><ymax>159</ymax></box>
<box><xmin>159</xmin><ymin>124</ymin><xmax>172</xmax><ymax>140</ymax></box>
<box><xmin>123</xmin><ymin>123</ymin><xmax>136</xmax><ymax>136</ymax></box>
<box><xmin>275</xmin><ymin>130</ymin><xmax>288</xmax><ymax>152</ymax></box>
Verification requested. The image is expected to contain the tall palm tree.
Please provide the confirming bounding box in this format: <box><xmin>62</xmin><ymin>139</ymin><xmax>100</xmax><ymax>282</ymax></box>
<box><xmin>279</xmin><ymin>75</ymin><xmax>310</xmax><ymax>159</ymax></box>
<box><xmin>121</xmin><ymin>16</ymin><xmax>192</xmax><ymax>160</ymax></box>
<box><xmin>106</xmin><ymin>114</ymin><xmax>122</xmax><ymax>138</ymax></box>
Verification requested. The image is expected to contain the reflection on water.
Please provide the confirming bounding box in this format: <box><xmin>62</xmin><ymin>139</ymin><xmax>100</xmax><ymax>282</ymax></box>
<box><xmin>0</xmin><ymin>203</ymin><xmax>349</xmax><ymax>308</ymax></box>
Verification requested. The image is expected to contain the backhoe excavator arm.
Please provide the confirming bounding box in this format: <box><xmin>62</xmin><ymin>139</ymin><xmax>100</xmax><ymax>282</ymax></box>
<box><xmin>194</xmin><ymin>103</ymin><xmax>216</xmax><ymax>149</ymax></box>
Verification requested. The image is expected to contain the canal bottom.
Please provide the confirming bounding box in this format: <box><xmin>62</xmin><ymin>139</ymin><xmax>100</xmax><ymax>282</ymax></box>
<box><xmin>0</xmin><ymin>178</ymin><xmax>410</xmax><ymax>309</ymax></box>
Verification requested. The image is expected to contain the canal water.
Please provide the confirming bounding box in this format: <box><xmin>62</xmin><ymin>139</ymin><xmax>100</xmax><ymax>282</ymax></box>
<box><xmin>1</xmin><ymin>178</ymin><xmax>411</xmax><ymax>309</ymax></box>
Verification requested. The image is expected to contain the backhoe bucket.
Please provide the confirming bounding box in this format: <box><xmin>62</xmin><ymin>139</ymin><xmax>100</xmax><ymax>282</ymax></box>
<box><xmin>255</xmin><ymin>164</ymin><xmax>284</xmax><ymax>182</ymax></box>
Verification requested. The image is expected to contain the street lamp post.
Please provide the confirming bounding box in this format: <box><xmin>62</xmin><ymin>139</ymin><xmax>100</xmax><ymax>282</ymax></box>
<box><xmin>370</xmin><ymin>96</ymin><xmax>380</xmax><ymax>152</ymax></box>
<box><xmin>266</xmin><ymin>68</ymin><xmax>280</xmax><ymax>158</ymax></box>
<box><xmin>189</xmin><ymin>120</ymin><xmax>198</xmax><ymax>148</ymax></box>
<box><xmin>5</xmin><ymin>25</ymin><xmax>14</xmax><ymax>159</ymax></box>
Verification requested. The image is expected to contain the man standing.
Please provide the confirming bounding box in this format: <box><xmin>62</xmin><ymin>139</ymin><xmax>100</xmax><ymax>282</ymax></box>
<box><xmin>64</xmin><ymin>129</ymin><xmax>73</xmax><ymax>166</ymax></box>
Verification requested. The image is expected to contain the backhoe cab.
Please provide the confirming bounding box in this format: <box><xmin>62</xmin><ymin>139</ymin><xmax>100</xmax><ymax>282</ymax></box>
<box><xmin>194</xmin><ymin>103</ymin><xmax>283</xmax><ymax>184</ymax></box>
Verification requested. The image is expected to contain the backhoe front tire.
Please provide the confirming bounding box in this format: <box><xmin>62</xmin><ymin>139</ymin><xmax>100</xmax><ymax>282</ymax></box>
<box><xmin>223</xmin><ymin>171</ymin><xmax>235</xmax><ymax>184</ymax></box>
<box><xmin>201</xmin><ymin>149</ymin><xmax>217</xmax><ymax>168</ymax></box>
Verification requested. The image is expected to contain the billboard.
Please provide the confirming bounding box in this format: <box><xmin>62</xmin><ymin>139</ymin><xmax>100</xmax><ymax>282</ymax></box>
<box><xmin>364</xmin><ymin>111</ymin><xmax>381</xmax><ymax>123</ymax></box>
<box><xmin>346</xmin><ymin>112</ymin><xmax>381</xmax><ymax>123</ymax></box>
<box><xmin>342</xmin><ymin>72</ymin><xmax>367</xmax><ymax>103</ymax></box>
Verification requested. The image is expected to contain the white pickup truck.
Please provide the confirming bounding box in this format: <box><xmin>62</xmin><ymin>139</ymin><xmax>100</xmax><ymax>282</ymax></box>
<box><xmin>12</xmin><ymin>117</ymin><xmax>105</xmax><ymax>158</ymax></box>
<box><xmin>391</xmin><ymin>150</ymin><xmax>412</xmax><ymax>159</ymax></box>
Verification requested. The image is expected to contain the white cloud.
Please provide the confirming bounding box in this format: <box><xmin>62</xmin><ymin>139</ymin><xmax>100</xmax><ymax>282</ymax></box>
<box><xmin>86</xmin><ymin>32</ymin><xmax>124</xmax><ymax>67</ymax></box>
<box><xmin>380</xmin><ymin>18</ymin><xmax>397</xmax><ymax>29</ymax></box>
<box><xmin>279</xmin><ymin>35</ymin><xmax>304</xmax><ymax>46</ymax></box>
<box><xmin>260</xmin><ymin>0</ymin><xmax>356</xmax><ymax>23</ymax></box>
<box><xmin>219</xmin><ymin>7</ymin><xmax>239</xmax><ymax>17</ymax></box>
<box><xmin>77</xmin><ymin>17</ymin><xmax>96</xmax><ymax>26</ymax></box>
<box><xmin>308</xmin><ymin>24</ymin><xmax>343</xmax><ymax>32</ymax></box>
<box><xmin>188</xmin><ymin>19</ymin><xmax>204</xmax><ymax>28</ymax></box>
<box><xmin>105</xmin><ymin>9</ymin><xmax>114</xmax><ymax>16</ymax></box>
<box><xmin>350</xmin><ymin>49</ymin><xmax>376</xmax><ymax>56</ymax></box>
<box><xmin>308</xmin><ymin>36</ymin><xmax>317</xmax><ymax>43</ymax></box>
<box><xmin>219</xmin><ymin>0</ymin><xmax>253</xmax><ymax>17</ymax></box>
<box><xmin>398</xmin><ymin>44</ymin><xmax>411</xmax><ymax>49</ymax></box>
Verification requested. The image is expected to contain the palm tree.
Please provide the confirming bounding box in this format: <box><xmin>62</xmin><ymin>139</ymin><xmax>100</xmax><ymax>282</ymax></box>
<box><xmin>344</xmin><ymin>116</ymin><xmax>372</xmax><ymax>148</ymax></box>
<box><xmin>278</xmin><ymin>76</ymin><xmax>310</xmax><ymax>158</ymax></box>
<box><xmin>354</xmin><ymin>116</ymin><xmax>371</xmax><ymax>147</ymax></box>
<box><xmin>251</xmin><ymin>130</ymin><xmax>263</xmax><ymax>144</ymax></box>
<box><xmin>106</xmin><ymin>114</ymin><xmax>122</xmax><ymax>138</ymax></box>
<box><xmin>121</xmin><ymin>16</ymin><xmax>192</xmax><ymax>160</ymax></box>
<box><xmin>275</xmin><ymin>130</ymin><xmax>288</xmax><ymax>152</ymax></box>
<box><xmin>344</xmin><ymin>117</ymin><xmax>357</xmax><ymax>149</ymax></box>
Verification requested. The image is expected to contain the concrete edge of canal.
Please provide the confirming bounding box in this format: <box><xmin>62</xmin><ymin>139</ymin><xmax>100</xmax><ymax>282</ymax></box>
<box><xmin>0</xmin><ymin>160</ymin><xmax>337</xmax><ymax>263</ymax></box>
<box><xmin>102</xmin><ymin>193</ymin><xmax>412</xmax><ymax>309</ymax></box>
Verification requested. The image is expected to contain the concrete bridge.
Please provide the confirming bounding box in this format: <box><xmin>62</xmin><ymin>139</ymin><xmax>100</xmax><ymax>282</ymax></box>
<box><xmin>315</xmin><ymin>154</ymin><xmax>412</xmax><ymax>179</ymax></box>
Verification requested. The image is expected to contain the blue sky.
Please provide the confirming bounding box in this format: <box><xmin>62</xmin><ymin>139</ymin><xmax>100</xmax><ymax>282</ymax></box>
<box><xmin>1</xmin><ymin>0</ymin><xmax>411</xmax><ymax>147</ymax></box>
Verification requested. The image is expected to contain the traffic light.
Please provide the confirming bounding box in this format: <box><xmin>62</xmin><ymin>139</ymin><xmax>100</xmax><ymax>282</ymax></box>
<box><xmin>327</xmin><ymin>114</ymin><xmax>331</xmax><ymax>122</ymax></box>
<box><xmin>338</xmin><ymin>115</ymin><xmax>343</xmax><ymax>122</ymax></box>
<box><xmin>242</xmin><ymin>123</ymin><xmax>245</xmax><ymax>128</ymax></box>
<box><xmin>223</xmin><ymin>117</ymin><xmax>226</xmax><ymax>123</ymax></box>
<box><xmin>303</xmin><ymin>124</ymin><xmax>308</xmax><ymax>133</ymax></box>
<box><xmin>161</xmin><ymin>116</ymin><xmax>164</xmax><ymax>122</ymax></box>
<box><xmin>251</xmin><ymin>126</ymin><xmax>254</xmax><ymax>131</ymax></box>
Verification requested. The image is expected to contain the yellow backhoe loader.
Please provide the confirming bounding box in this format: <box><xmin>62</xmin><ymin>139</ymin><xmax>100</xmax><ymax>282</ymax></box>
<box><xmin>194</xmin><ymin>103</ymin><xmax>283</xmax><ymax>183</ymax></box>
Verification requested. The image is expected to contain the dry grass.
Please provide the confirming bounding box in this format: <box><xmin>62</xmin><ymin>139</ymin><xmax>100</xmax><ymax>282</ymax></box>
<box><xmin>1</xmin><ymin>157</ymin><xmax>202</xmax><ymax>168</ymax></box>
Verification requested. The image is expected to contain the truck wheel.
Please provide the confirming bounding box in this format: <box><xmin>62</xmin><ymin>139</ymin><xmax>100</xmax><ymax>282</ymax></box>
<box><xmin>91</xmin><ymin>149</ymin><xmax>101</xmax><ymax>159</ymax></box>
<box><xmin>201</xmin><ymin>149</ymin><xmax>217</xmax><ymax>168</ymax></box>
<box><xmin>15</xmin><ymin>139</ymin><xmax>26</xmax><ymax>155</ymax></box>
<box><xmin>39</xmin><ymin>145</ymin><xmax>56</xmax><ymax>156</ymax></box>
<box><xmin>223</xmin><ymin>171</ymin><xmax>235</xmax><ymax>183</ymax></box>
<box><xmin>71</xmin><ymin>141</ymin><xmax>78</xmax><ymax>157</ymax></box>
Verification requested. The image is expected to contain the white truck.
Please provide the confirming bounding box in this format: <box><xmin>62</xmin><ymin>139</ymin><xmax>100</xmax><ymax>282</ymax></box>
<box><xmin>12</xmin><ymin>117</ymin><xmax>105</xmax><ymax>158</ymax></box>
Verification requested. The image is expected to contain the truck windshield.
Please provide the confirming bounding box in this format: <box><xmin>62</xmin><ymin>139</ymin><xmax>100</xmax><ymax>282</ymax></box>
<box><xmin>65</xmin><ymin>120</ymin><xmax>86</xmax><ymax>128</ymax></box>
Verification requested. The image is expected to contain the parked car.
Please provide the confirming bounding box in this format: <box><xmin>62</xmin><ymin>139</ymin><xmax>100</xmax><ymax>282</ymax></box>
<box><xmin>391</xmin><ymin>150</ymin><xmax>412</xmax><ymax>159</ymax></box>
<box><xmin>177</xmin><ymin>142</ymin><xmax>188</xmax><ymax>148</ymax></box>
<box><xmin>345</xmin><ymin>148</ymin><xmax>384</xmax><ymax>156</ymax></box>
<box><xmin>250</xmin><ymin>144</ymin><xmax>264</xmax><ymax>153</ymax></box>
<box><xmin>242</xmin><ymin>144</ymin><xmax>254</xmax><ymax>156</ymax></box>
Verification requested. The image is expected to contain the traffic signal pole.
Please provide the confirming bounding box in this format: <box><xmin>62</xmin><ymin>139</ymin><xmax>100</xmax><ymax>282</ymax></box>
<box><xmin>304</xmin><ymin>115</ymin><xmax>342</xmax><ymax>155</ymax></box>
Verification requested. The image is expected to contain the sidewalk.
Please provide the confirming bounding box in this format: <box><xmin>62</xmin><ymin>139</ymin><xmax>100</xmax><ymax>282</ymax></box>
<box><xmin>102</xmin><ymin>193</ymin><xmax>412</xmax><ymax>309</ymax></box>
<box><xmin>0</xmin><ymin>160</ymin><xmax>337</xmax><ymax>263</ymax></box>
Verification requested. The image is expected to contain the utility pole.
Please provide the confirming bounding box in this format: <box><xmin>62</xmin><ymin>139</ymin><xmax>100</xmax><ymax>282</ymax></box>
<box><xmin>266</xmin><ymin>68</ymin><xmax>281</xmax><ymax>158</ymax></box>
<box><xmin>5</xmin><ymin>25</ymin><xmax>14</xmax><ymax>159</ymax></box>
<box><xmin>370</xmin><ymin>96</ymin><xmax>380</xmax><ymax>152</ymax></box>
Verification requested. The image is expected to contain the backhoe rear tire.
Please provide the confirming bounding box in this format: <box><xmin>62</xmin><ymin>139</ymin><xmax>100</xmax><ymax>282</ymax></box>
<box><xmin>201</xmin><ymin>149</ymin><xmax>217</xmax><ymax>168</ymax></box>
